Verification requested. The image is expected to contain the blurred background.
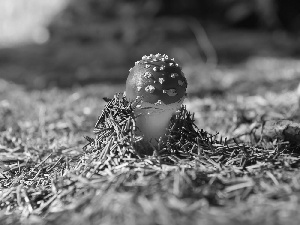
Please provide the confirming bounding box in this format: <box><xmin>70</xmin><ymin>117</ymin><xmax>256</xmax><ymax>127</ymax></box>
<box><xmin>0</xmin><ymin>0</ymin><xmax>300</xmax><ymax>94</ymax></box>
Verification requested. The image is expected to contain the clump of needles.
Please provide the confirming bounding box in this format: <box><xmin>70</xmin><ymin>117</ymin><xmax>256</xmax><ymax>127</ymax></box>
<box><xmin>83</xmin><ymin>93</ymin><xmax>298</xmax><ymax>172</ymax></box>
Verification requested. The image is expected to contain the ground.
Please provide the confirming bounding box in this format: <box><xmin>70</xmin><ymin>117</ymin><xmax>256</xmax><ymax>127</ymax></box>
<box><xmin>1</xmin><ymin>50</ymin><xmax>300</xmax><ymax>224</ymax></box>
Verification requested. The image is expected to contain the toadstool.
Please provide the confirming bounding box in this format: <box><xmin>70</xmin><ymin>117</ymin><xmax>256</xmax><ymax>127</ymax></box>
<box><xmin>125</xmin><ymin>53</ymin><xmax>187</xmax><ymax>145</ymax></box>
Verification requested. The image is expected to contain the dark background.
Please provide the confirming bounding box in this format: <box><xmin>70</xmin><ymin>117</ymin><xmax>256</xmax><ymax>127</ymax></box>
<box><xmin>0</xmin><ymin>0</ymin><xmax>300</xmax><ymax>90</ymax></box>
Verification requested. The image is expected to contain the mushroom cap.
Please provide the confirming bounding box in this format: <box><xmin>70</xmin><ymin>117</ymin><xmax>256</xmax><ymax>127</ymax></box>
<box><xmin>126</xmin><ymin>54</ymin><xmax>187</xmax><ymax>106</ymax></box>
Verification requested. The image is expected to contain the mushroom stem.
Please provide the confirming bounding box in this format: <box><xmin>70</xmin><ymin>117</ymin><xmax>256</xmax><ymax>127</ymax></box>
<box><xmin>135</xmin><ymin>108</ymin><xmax>176</xmax><ymax>144</ymax></box>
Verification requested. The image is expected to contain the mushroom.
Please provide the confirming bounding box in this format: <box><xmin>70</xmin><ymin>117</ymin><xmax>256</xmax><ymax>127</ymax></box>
<box><xmin>125</xmin><ymin>54</ymin><xmax>187</xmax><ymax>145</ymax></box>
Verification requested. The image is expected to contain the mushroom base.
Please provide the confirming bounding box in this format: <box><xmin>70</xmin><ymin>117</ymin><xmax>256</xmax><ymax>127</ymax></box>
<box><xmin>135</xmin><ymin>108</ymin><xmax>176</xmax><ymax>145</ymax></box>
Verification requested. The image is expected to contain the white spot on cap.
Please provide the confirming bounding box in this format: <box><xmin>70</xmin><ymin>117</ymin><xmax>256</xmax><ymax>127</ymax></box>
<box><xmin>155</xmin><ymin>100</ymin><xmax>162</xmax><ymax>105</ymax></box>
<box><xmin>165</xmin><ymin>89</ymin><xmax>177</xmax><ymax>96</ymax></box>
<box><xmin>145</xmin><ymin>64</ymin><xmax>151</xmax><ymax>68</ymax></box>
<box><xmin>142</xmin><ymin>55</ymin><xmax>147</xmax><ymax>60</ymax></box>
<box><xmin>171</xmin><ymin>58</ymin><xmax>175</xmax><ymax>61</ymax></box>
<box><xmin>137</xmin><ymin>86</ymin><xmax>142</xmax><ymax>91</ymax></box>
<box><xmin>155</xmin><ymin>53</ymin><xmax>161</xmax><ymax>57</ymax></box>
<box><xmin>178</xmin><ymin>80</ymin><xmax>184</xmax><ymax>86</ymax></box>
<box><xmin>160</xmin><ymin>65</ymin><xmax>165</xmax><ymax>71</ymax></box>
<box><xmin>175</xmin><ymin>63</ymin><xmax>179</xmax><ymax>67</ymax></box>
<box><xmin>163</xmin><ymin>90</ymin><xmax>167</xmax><ymax>93</ymax></box>
<box><xmin>135</xmin><ymin>61</ymin><xmax>140</xmax><ymax>65</ymax></box>
<box><xmin>144</xmin><ymin>72</ymin><xmax>152</xmax><ymax>78</ymax></box>
<box><xmin>129</xmin><ymin>68</ymin><xmax>132</xmax><ymax>72</ymax></box>
<box><xmin>171</xmin><ymin>73</ymin><xmax>178</xmax><ymax>78</ymax></box>
<box><xmin>159</xmin><ymin>78</ymin><xmax>165</xmax><ymax>84</ymax></box>
<box><xmin>165</xmin><ymin>55</ymin><xmax>169</xmax><ymax>59</ymax></box>
<box><xmin>161</xmin><ymin>58</ymin><xmax>165</xmax><ymax>62</ymax></box>
<box><xmin>153</xmin><ymin>67</ymin><xmax>158</xmax><ymax>71</ymax></box>
<box><xmin>169</xmin><ymin>63</ymin><xmax>174</xmax><ymax>66</ymax></box>
<box><xmin>145</xmin><ymin>85</ymin><xmax>155</xmax><ymax>93</ymax></box>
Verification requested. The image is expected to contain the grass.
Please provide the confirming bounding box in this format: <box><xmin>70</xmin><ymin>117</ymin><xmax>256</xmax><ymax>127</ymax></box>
<box><xmin>0</xmin><ymin>59</ymin><xmax>300</xmax><ymax>225</ymax></box>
